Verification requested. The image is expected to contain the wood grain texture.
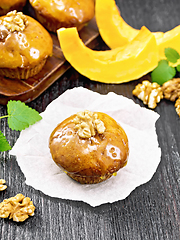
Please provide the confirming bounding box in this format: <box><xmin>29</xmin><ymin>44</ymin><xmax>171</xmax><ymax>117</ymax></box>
<box><xmin>0</xmin><ymin>0</ymin><xmax>180</xmax><ymax>239</ymax></box>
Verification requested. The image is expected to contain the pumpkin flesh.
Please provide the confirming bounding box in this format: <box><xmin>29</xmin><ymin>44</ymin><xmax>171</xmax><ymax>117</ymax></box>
<box><xmin>57</xmin><ymin>26</ymin><xmax>158</xmax><ymax>84</ymax></box>
<box><xmin>157</xmin><ymin>25</ymin><xmax>180</xmax><ymax>59</ymax></box>
<box><xmin>95</xmin><ymin>0</ymin><xmax>139</xmax><ymax>48</ymax></box>
<box><xmin>95</xmin><ymin>0</ymin><xmax>180</xmax><ymax>60</ymax></box>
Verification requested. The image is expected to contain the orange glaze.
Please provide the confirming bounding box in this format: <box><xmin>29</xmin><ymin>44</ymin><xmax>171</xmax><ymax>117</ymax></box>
<box><xmin>0</xmin><ymin>0</ymin><xmax>26</xmax><ymax>9</ymax></box>
<box><xmin>0</xmin><ymin>0</ymin><xmax>27</xmax><ymax>16</ymax></box>
<box><xmin>49</xmin><ymin>112</ymin><xmax>129</xmax><ymax>178</ymax></box>
<box><xmin>0</xmin><ymin>15</ymin><xmax>53</xmax><ymax>69</ymax></box>
<box><xmin>29</xmin><ymin>0</ymin><xmax>95</xmax><ymax>29</ymax></box>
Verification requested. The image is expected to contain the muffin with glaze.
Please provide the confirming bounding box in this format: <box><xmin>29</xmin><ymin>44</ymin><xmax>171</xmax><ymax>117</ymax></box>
<box><xmin>0</xmin><ymin>0</ymin><xmax>27</xmax><ymax>16</ymax></box>
<box><xmin>0</xmin><ymin>10</ymin><xmax>53</xmax><ymax>79</ymax></box>
<box><xmin>49</xmin><ymin>110</ymin><xmax>129</xmax><ymax>184</ymax></box>
<box><xmin>29</xmin><ymin>0</ymin><xmax>95</xmax><ymax>32</ymax></box>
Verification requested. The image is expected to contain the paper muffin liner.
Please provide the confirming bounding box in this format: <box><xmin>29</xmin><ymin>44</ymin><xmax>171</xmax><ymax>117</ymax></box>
<box><xmin>10</xmin><ymin>87</ymin><xmax>161</xmax><ymax>206</ymax></box>
<box><xmin>0</xmin><ymin>58</ymin><xmax>47</xmax><ymax>80</ymax></box>
<box><xmin>67</xmin><ymin>172</ymin><xmax>113</xmax><ymax>184</ymax></box>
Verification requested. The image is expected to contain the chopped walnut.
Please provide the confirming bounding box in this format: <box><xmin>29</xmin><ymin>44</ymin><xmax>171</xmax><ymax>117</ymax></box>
<box><xmin>3</xmin><ymin>10</ymin><xmax>28</xmax><ymax>32</ymax></box>
<box><xmin>0</xmin><ymin>179</ymin><xmax>7</xmax><ymax>191</ymax></box>
<box><xmin>162</xmin><ymin>78</ymin><xmax>180</xmax><ymax>102</ymax></box>
<box><xmin>0</xmin><ymin>193</ymin><xmax>35</xmax><ymax>222</ymax></box>
<box><xmin>175</xmin><ymin>97</ymin><xmax>180</xmax><ymax>117</ymax></box>
<box><xmin>132</xmin><ymin>80</ymin><xmax>163</xmax><ymax>109</ymax></box>
<box><xmin>73</xmin><ymin>110</ymin><xmax>106</xmax><ymax>138</ymax></box>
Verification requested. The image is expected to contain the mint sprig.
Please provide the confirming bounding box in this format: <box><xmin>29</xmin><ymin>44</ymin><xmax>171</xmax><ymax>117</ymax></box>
<box><xmin>151</xmin><ymin>47</ymin><xmax>180</xmax><ymax>85</ymax></box>
<box><xmin>0</xmin><ymin>100</ymin><xmax>42</xmax><ymax>152</ymax></box>
<box><xmin>165</xmin><ymin>47</ymin><xmax>180</xmax><ymax>63</ymax></box>
<box><xmin>7</xmin><ymin>100</ymin><xmax>42</xmax><ymax>131</ymax></box>
<box><xmin>0</xmin><ymin>131</ymin><xmax>11</xmax><ymax>151</ymax></box>
<box><xmin>176</xmin><ymin>64</ymin><xmax>180</xmax><ymax>72</ymax></box>
<box><xmin>151</xmin><ymin>59</ymin><xmax>176</xmax><ymax>85</ymax></box>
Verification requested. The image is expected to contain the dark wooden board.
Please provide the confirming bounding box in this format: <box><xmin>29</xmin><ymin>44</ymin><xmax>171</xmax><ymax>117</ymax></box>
<box><xmin>0</xmin><ymin>0</ymin><xmax>180</xmax><ymax>239</ymax></box>
<box><xmin>0</xmin><ymin>5</ymin><xmax>99</xmax><ymax>105</ymax></box>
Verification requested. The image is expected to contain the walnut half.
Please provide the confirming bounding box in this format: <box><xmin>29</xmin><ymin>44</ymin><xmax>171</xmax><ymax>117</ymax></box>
<box><xmin>162</xmin><ymin>78</ymin><xmax>180</xmax><ymax>102</ymax></box>
<box><xmin>73</xmin><ymin>110</ymin><xmax>106</xmax><ymax>138</ymax></box>
<box><xmin>175</xmin><ymin>97</ymin><xmax>180</xmax><ymax>117</ymax></box>
<box><xmin>132</xmin><ymin>80</ymin><xmax>163</xmax><ymax>109</ymax></box>
<box><xmin>0</xmin><ymin>193</ymin><xmax>35</xmax><ymax>222</ymax></box>
<box><xmin>0</xmin><ymin>179</ymin><xmax>7</xmax><ymax>191</ymax></box>
<box><xmin>3</xmin><ymin>10</ymin><xmax>28</xmax><ymax>32</ymax></box>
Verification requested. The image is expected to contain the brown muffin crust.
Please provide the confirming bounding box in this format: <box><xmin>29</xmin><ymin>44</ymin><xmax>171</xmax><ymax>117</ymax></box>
<box><xmin>0</xmin><ymin>0</ymin><xmax>27</xmax><ymax>16</ymax></box>
<box><xmin>29</xmin><ymin>0</ymin><xmax>95</xmax><ymax>32</ymax></box>
<box><xmin>0</xmin><ymin>11</ymin><xmax>53</xmax><ymax>79</ymax></box>
<box><xmin>49</xmin><ymin>111</ymin><xmax>129</xmax><ymax>184</ymax></box>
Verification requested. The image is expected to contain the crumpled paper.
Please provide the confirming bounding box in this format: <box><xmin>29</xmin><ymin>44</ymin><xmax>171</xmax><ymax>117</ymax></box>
<box><xmin>10</xmin><ymin>87</ymin><xmax>161</xmax><ymax>207</ymax></box>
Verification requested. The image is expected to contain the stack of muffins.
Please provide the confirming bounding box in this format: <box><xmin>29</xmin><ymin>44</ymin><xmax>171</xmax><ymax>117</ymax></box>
<box><xmin>0</xmin><ymin>0</ymin><xmax>95</xmax><ymax>80</ymax></box>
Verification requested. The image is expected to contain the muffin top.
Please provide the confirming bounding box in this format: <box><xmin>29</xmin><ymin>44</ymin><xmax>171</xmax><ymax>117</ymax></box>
<box><xmin>49</xmin><ymin>110</ymin><xmax>129</xmax><ymax>178</ymax></box>
<box><xmin>0</xmin><ymin>0</ymin><xmax>26</xmax><ymax>10</ymax></box>
<box><xmin>0</xmin><ymin>11</ymin><xmax>53</xmax><ymax>69</ymax></box>
<box><xmin>29</xmin><ymin>0</ymin><xmax>95</xmax><ymax>26</ymax></box>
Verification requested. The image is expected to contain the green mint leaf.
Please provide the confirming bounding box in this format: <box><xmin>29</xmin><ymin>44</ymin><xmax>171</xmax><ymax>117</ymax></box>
<box><xmin>176</xmin><ymin>64</ymin><xmax>180</xmax><ymax>72</ymax></box>
<box><xmin>165</xmin><ymin>48</ymin><xmax>180</xmax><ymax>63</ymax></box>
<box><xmin>0</xmin><ymin>131</ymin><xmax>11</xmax><ymax>152</ymax></box>
<box><xmin>151</xmin><ymin>60</ymin><xmax>176</xmax><ymax>85</ymax></box>
<box><xmin>7</xmin><ymin>100</ymin><xmax>42</xmax><ymax>131</ymax></box>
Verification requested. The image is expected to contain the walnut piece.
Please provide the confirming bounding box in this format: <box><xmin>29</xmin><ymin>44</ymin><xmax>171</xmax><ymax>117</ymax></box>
<box><xmin>0</xmin><ymin>193</ymin><xmax>35</xmax><ymax>222</ymax></box>
<box><xmin>3</xmin><ymin>10</ymin><xmax>28</xmax><ymax>32</ymax></box>
<box><xmin>132</xmin><ymin>80</ymin><xmax>163</xmax><ymax>109</ymax></box>
<box><xmin>73</xmin><ymin>110</ymin><xmax>106</xmax><ymax>138</ymax></box>
<box><xmin>175</xmin><ymin>97</ymin><xmax>180</xmax><ymax>117</ymax></box>
<box><xmin>0</xmin><ymin>179</ymin><xmax>7</xmax><ymax>191</ymax></box>
<box><xmin>162</xmin><ymin>78</ymin><xmax>180</xmax><ymax>102</ymax></box>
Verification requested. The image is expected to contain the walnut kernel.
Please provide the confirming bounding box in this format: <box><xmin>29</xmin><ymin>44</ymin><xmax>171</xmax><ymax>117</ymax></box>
<box><xmin>175</xmin><ymin>97</ymin><xmax>180</xmax><ymax>117</ymax></box>
<box><xmin>0</xmin><ymin>193</ymin><xmax>35</xmax><ymax>222</ymax></box>
<box><xmin>73</xmin><ymin>110</ymin><xmax>105</xmax><ymax>138</ymax></box>
<box><xmin>3</xmin><ymin>10</ymin><xmax>28</xmax><ymax>32</ymax></box>
<box><xmin>0</xmin><ymin>179</ymin><xmax>7</xmax><ymax>191</ymax></box>
<box><xmin>162</xmin><ymin>78</ymin><xmax>180</xmax><ymax>102</ymax></box>
<box><xmin>133</xmin><ymin>80</ymin><xmax>163</xmax><ymax>109</ymax></box>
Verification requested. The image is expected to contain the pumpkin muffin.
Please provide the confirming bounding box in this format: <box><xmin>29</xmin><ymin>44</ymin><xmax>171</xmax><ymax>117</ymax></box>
<box><xmin>29</xmin><ymin>0</ymin><xmax>95</xmax><ymax>32</ymax></box>
<box><xmin>0</xmin><ymin>0</ymin><xmax>27</xmax><ymax>16</ymax></box>
<box><xmin>0</xmin><ymin>10</ymin><xmax>53</xmax><ymax>79</ymax></box>
<box><xmin>49</xmin><ymin>110</ymin><xmax>129</xmax><ymax>184</ymax></box>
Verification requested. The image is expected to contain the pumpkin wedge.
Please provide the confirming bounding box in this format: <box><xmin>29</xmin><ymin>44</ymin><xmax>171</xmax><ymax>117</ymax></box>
<box><xmin>95</xmin><ymin>0</ymin><xmax>139</xmax><ymax>48</ymax></box>
<box><xmin>156</xmin><ymin>25</ymin><xmax>180</xmax><ymax>59</ymax></box>
<box><xmin>57</xmin><ymin>26</ymin><xmax>158</xmax><ymax>84</ymax></box>
<box><xmin>95</xmin><ymin>0</ymin><xmax>180</xmax><ymax>60</ymax></box>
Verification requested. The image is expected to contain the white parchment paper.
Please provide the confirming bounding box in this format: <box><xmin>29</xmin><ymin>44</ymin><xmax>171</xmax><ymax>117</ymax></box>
<box><xmin>10</xmin><ymin>87</ymin><xmax>161</xmax><ymax>207</ymax></box>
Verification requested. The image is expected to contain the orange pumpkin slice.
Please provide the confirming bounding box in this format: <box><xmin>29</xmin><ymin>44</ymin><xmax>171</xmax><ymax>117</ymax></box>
<box><xmin>95</xmin><ymin>0</ymin><xmax>180</xmax><ymax>60</ymax></box>
<box><xmin>57</xmin><ymin>26</ymin><xmax>158</xmax><ymax>84</ymax></box>
<box><xmin>157</xmin><ymin>25</ymin><xmax>180</xmax><ymax>59</ymax></box>
<box><xmin>95</xmin><ymin>0</ymin><xmax>139</xmax><ymax>48</ymax></box>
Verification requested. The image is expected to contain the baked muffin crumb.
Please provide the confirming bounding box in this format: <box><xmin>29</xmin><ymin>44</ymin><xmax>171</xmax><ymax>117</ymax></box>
<box><xmin>29</xmin><ymin>0</ymin><xmax>95</xmax><ymax>32</ymax></box>
<box><xmin>49</xmin><ymin>111</ymin><xmax>129</xmax><ymax>184</ymax></box>
<box><xmin>0</xmin><ymin>11</ymin><xmax>53</xmax><ymax>79</ymax></box>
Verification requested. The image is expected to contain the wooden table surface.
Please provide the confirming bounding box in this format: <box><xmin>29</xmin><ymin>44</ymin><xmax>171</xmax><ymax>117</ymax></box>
<box><xmin>0</xmin><ymin>0</ymin><xmax>180</xmax><ymax>239</ymax></box>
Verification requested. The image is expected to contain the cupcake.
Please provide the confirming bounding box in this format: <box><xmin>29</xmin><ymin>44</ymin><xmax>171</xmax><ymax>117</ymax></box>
<box><xmin>29</xmin><ymin>0</ymin><xmax>95</xmax><ymax>32</ymax></box>
<box><xmin>49</xmin><ymin>110</ymin><xmax>129</xmax><ymax>184</ymax></box>
<box><xmin>0</xmin><ymin>0</ymin><xmax>27</xmax><ymax>16</ymax></box>
<box><xmin>0</xmin><ymin>10</ymin><xmax>53</xmax><ymax>79</ymax></box>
